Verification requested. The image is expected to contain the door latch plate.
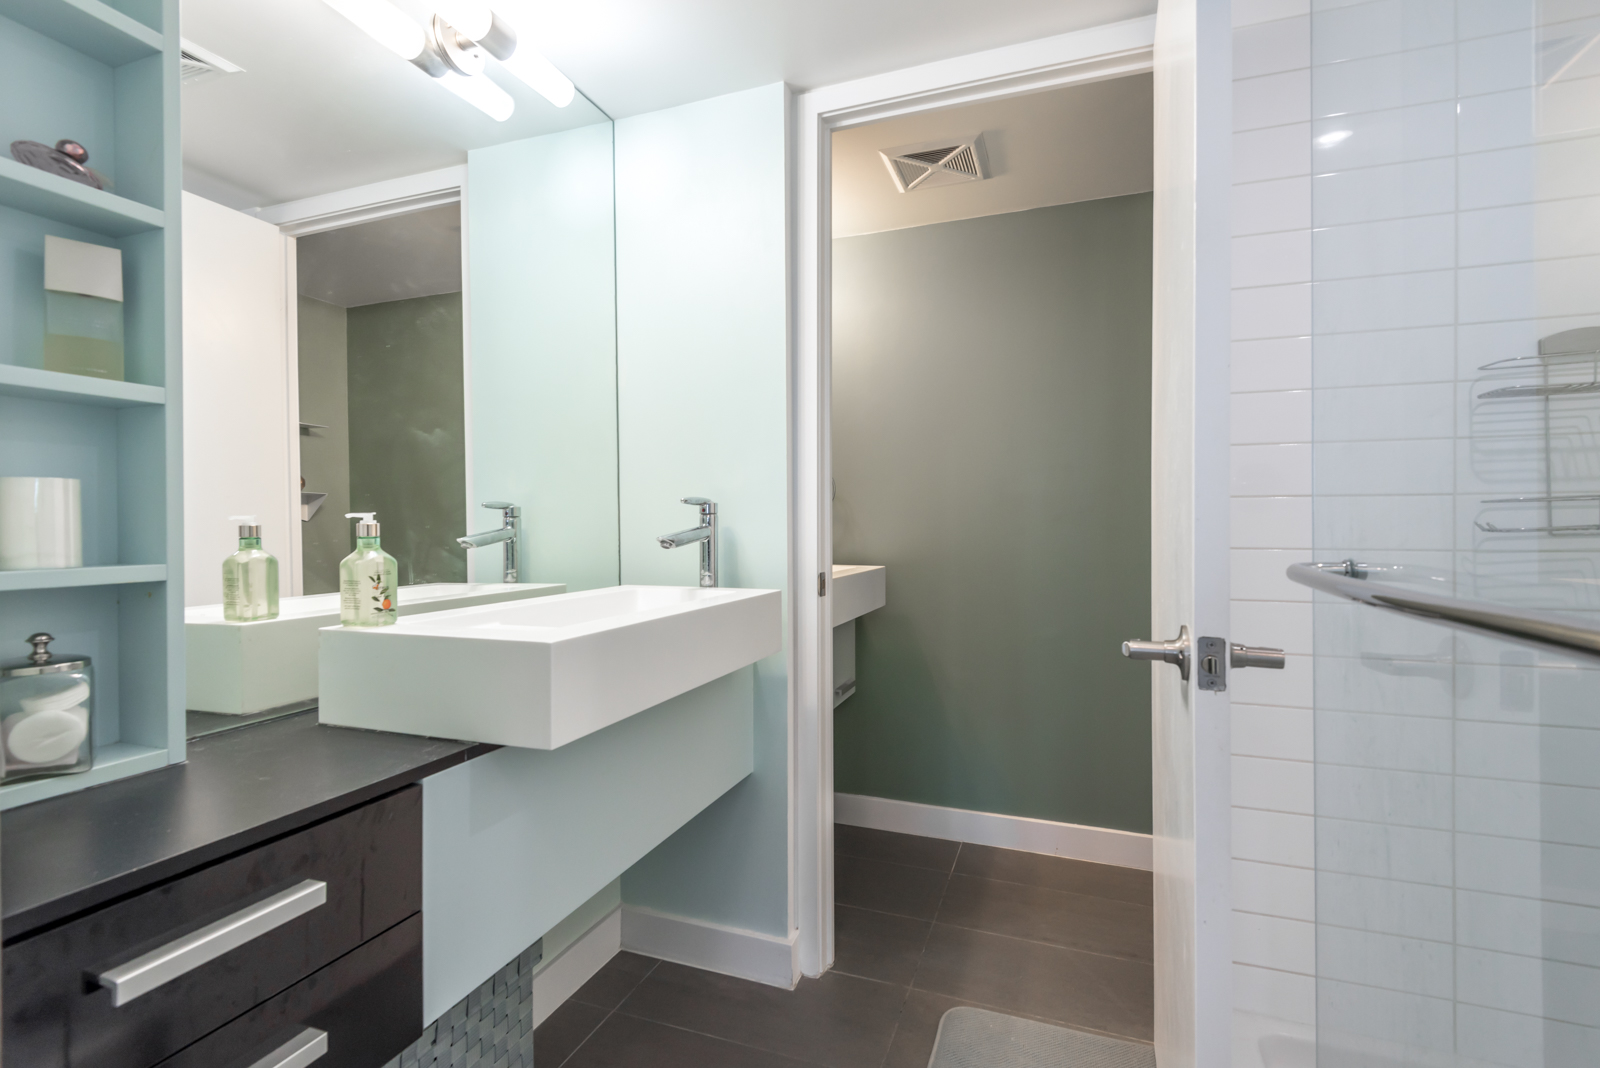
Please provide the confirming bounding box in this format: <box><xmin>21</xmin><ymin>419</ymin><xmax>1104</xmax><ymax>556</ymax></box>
<box><xmin>1196</xmin><ymin>635</ymin><xmax>1226</xmax><ymax>691</ymax></box>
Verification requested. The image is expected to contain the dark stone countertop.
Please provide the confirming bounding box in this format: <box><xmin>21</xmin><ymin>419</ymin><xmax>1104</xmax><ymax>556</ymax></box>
<box><xmin>2</xmin><ymin>711</ymin><xmax>495</xmax><ymax>941</ymax></box>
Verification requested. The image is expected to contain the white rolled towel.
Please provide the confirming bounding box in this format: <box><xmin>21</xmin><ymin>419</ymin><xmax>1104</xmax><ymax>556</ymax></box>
<box><xmin>5</xmin><ymin>706</ymin><xmax>89</xmax><ymax>765</ymax></box>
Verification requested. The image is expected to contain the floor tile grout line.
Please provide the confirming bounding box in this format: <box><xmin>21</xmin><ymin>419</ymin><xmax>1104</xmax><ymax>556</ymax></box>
<box><xmin>875</xmin><ymin>842</ymin><xmax>962</xmax><ymax>1067</ymax></box>
<box><xmin>942</xmin><ymin>869</ymin><xmax>1152</xmax><ymax>908</ymax></box>
<box><xmin>606</xmin><ymin>1005</ymin><xmax>852</xmax><ymax>1067</ymax></box>
<box><xmin>836</xmin><ymin>851</ymin><xmax>965</xmax><ymax>877</ymax></box>
<box><xmin>919</xmin><ymin>918</ymin><xmax>1156</xmax><ymax>968</ymax></box>
<box><xmin>837</xmin><ymin>900</ymin><xmax>1152</xmax><ymax>967</ymax></box>
<box><xmin>555</xmin><ymin>957</ymin><xmax>661</xmax><ymax>1068</ymax></box>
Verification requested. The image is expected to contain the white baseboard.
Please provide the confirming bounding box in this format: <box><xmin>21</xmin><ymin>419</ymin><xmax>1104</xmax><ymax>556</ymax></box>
<box><xmin>621</xmin><ymin>905</ymin><xmax>799</xmax><ymax>990</ymax></box>
<box><xmin>531</xmin><ymin>906</ymin><xmax>622</xmax><ymax>1029</ymax></box>
<box><xmin>835</xmin><ymin>792</ymin><xmax>1153</xmax><ymax>871</ymax></box>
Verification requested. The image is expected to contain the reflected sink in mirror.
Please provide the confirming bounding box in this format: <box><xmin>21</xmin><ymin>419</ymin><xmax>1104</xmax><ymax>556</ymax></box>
<box><xmin>186</xmin><ymin>582</ymin><xmax>565</xmax><ymax>718</ymax></box>
<box><xmin>319</xmin><ymin>585</ymin><xmax>781</xmax><ymax>750</ymax></box>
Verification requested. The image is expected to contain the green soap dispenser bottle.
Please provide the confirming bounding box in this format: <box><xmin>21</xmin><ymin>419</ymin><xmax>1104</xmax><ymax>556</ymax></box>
<box><xmin>340</xmin><ymin>512</ymin><xmax>398</xmax><ymax>626</ymax></box>
<box><xmin>222</xmin><ymin>516</ymin><xmax>279</xmax><ymax>622</ymax></box>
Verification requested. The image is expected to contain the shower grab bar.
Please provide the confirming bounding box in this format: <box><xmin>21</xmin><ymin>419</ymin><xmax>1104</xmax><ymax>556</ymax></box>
<box><xmin>1287</xmin><ymin>561</ymin><xmax>1600</xmax><ymax>660</ymax></box>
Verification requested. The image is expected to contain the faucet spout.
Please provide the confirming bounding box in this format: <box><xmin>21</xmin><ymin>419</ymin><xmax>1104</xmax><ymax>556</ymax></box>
<box><xmin>658</xmin><ymin>497</ymin><xmax>717</xmax><ymax>587</ymax></box>
<box><xmin>658</xmin><ymin>526</ymin><xmax>712</xmax><ymax>550</ymax></box>
<box><xmin>458</xmin><ymin>527</ymin><xmax>513</xmax><ymax>549</ymax></box>
<box><xmin>459</xmin><ymin>501</ymin><xmax>521</xmax><ymax>582</ymax></box>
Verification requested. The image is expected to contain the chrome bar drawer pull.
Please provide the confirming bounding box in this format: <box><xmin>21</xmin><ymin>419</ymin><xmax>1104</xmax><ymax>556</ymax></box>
<box><xmin>95</xmin><ymin>879</ymin><xmax>327</xmax><ymax>1006</ymax></box>
<box><xmin>248</xmin><ymin>1027</ymin><xmax>328</xmax><ymax>1068</ymax></box>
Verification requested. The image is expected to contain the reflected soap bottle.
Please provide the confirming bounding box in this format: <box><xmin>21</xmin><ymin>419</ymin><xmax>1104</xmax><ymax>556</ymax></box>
<box><xmin>222</xmin><ymin>517</ymin><xmax>279</xmax><ymax>621</ymax></box>
<box><xmin>340</xmin><ymin>512</ymin><xmax>397</xmax><ymax>627</ymax></box>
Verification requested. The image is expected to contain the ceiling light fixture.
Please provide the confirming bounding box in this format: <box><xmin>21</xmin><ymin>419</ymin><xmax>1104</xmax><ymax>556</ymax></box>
<box><xmin>434</xmin><ymin>0</ymin><xmax>577</xmax><ymax>107</ymax></box>
<box><xmin>322</xmin><ymin>0</ymin><xmax>514</xmax><ymax>121</ymax></box>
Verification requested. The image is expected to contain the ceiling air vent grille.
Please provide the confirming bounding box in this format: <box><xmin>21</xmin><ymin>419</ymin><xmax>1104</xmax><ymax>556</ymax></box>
<box><xmin>180</xmin><ymin>39</ymin><xmax>244</xmax><ymax>85</ymax></box>
<box><xmin>879</xmin><ymin>135</ymin><xmax>988</xmax><ymax>193</ymax></box>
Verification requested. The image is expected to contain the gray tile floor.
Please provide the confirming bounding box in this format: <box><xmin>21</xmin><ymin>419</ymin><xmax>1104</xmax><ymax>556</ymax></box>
<box><xmin>534</xmin><ymin>826</ymin><xmax>1154</xmax><ymax>1068</ymax></box>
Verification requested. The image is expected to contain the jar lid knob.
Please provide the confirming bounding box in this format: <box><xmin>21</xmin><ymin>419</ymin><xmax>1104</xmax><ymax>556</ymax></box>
<box><xmin>26</xmin><ymin>633</ymin><xmax>52</xmax><ymax>665</ymax></box>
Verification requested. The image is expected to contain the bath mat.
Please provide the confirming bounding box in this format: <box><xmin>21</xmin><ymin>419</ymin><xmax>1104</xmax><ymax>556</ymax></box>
<box><xmin>927</xmin><ymin>1007</ymin><xmax>1156</xmax><ymax>1068</ymax></box>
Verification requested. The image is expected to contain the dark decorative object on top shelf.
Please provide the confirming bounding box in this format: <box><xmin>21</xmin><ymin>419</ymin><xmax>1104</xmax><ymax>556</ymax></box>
<box><xmin>9</xmin><ymin>139</ymin><xmax>111</xmax><ymax>190</ymax></box>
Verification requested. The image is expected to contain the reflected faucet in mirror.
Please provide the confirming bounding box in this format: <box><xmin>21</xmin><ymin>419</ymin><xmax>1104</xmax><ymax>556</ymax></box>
<box><xmin>659</xmin><ymin>497</ymin><xmax>718</xmax><ymax>588</ymax></box>
<box><xmin>458</xmin><ymin>501</ymin><xmax>520</xmax><ymax>582</ymax></box>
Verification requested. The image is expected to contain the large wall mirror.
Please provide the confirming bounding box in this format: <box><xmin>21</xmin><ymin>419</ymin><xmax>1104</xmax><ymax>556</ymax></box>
<box><xmin>178</xmin><ymin>0</ymin><xmax>619</xmax><ymax>728</ymax></box>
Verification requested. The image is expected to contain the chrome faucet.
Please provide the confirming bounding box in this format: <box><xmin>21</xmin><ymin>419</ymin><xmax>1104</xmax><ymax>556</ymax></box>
<box><xmin>658</xmin><ymin>497</ymin><xmax>717</xmax><ymax>587</ymax></box>
<box><xmin>458</xmin><ymin>501</ymin><xmax>520</xmax><ymax>583</ymax></box>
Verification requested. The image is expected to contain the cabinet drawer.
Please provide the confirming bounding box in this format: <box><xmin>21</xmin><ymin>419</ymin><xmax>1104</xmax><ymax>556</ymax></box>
<box><xmin>157</xmin><ymin>913</ymin><xmax>420</xmax><ymax>1068</ymax></box>
<box><xmin>4</xmin><ymin>785</ymin><xmax>420</xmax><ymax>1068</ymax></box>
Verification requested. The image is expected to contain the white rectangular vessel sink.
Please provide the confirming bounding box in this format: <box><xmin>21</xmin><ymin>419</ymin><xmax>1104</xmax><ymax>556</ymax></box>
<box><xmin>186</xmin><ymin>582</ymin><xmax>565</xmax><ymax>715</ymax></box>
<box><xmin>318</xmin><ymin>584</ymin><xmax>782</xmax><ymax>749</ymax></box>
<box><xmin>832</xmin><ymin>565</ymin><xmax>886</xmax><ymax>626</ymax></box>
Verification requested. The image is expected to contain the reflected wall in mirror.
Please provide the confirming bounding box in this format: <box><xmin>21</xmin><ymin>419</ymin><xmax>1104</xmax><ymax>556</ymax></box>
<box><xmin>177</xmin><ymin>0</ymin><xmax>621</xmax><ymax>734</ymax></box>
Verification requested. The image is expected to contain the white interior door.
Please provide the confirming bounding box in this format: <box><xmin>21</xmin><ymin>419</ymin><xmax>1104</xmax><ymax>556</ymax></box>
<box><xmin>181</xmin><ymin>192</ymin><xmax>300</xmax><ymax>606</ymax></box>
<box><xmin>1147</xmin><ymin>1</ymin><xmax>1232</xmax><ymax>1065</ymax></box>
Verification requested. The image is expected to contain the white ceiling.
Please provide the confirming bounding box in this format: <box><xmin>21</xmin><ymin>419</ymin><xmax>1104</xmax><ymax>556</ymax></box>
<box><xmin>297</xmin><ymin>204</ymin><xmax>462</xmax><ymax>308</ymax></box>
<box><xmin>179</xmin><ymin>0</ymin><xmax>1156</xmax><ymax>209</ymax></box>
<box><xmin>832</xmin><ymin>74</ymin><xmax>1153</xmax><ymax>238</ymax></box>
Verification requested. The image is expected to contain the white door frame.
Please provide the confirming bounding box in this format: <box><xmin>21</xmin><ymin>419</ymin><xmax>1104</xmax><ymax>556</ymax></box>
<box><xmin>789</xmin><ymin>16</ymin><xmax>1159</xmax><ymax>980</ymax></box>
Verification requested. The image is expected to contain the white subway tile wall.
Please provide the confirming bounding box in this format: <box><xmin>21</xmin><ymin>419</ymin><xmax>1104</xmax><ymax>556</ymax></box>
<box><xmin>1236</xmin><ymin>0</ymin><xmax>1600</xmax><ymax>1064</ymax></box>
<box><xmin>1231</xmin><ymin>5</ymin><xmax>1317</xmax><ymax>1063</ymax></box>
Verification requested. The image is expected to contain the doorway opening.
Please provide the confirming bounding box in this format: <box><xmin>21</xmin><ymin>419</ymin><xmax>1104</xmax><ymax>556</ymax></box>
<box><xmin>294</xmin><ymin>203</ymin><xmax>467</xmax><ymax>594</ymax></box>
<box><xmin>822</xmin><ymin>72</ymin><xmax>1157</xmax><ymax>1046</ymax></box>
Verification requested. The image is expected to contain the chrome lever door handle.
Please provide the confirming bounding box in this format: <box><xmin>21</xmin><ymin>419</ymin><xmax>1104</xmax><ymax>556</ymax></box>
<box><xmin>1122</xmin><ymin>625</ymin><xmax>1191</xmax><ymax>681</ymax></box>
<box><xmin>1231</xmin><ymin>643</ymin><xmax>1285</xmax><ymax>669</ymax></box>
<box><xmin>246</xmin><ymin>1028</ymin><xmax>329</xmax><ymax>1068</ymax></box>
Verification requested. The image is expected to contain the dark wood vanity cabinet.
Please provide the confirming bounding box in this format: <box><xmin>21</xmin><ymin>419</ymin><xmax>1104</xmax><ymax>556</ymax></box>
<box><xmin>4</xmin><ymin>785</ymin><xmax>423</xmax><ymax>1068</ymax></box>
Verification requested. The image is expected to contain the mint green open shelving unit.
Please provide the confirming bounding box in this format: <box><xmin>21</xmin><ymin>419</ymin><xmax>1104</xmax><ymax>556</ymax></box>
<box><xmin>0</xmin><ymin>0</ymin><xmax>182</xmax><ymax>809</ymax></box>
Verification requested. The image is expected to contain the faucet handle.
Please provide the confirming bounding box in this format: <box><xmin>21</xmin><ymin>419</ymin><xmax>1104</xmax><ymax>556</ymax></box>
<box><xmin>682</xmin><ymin>497</ymin><xmax>716</xmax><ymax>511</ymax></box>
<box><xmin>481</xmin><ymin>500</ymin><xmax>518</xmax><ymax>513</ymax></box>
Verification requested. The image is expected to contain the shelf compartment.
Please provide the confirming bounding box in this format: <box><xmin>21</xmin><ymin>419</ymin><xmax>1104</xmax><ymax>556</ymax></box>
<box><xmin>0</xmin><ymin>363</ymin><xmax>164</xmax><ymax>406</ymax></box>
<box><xmin>0</xmin><ymin>742</ymin><xmax>166</xmax><ymax>811</ymax></box>
<box><xmin>0</xmin><ymin>156</ymin><xmax>164</xmax><ymax>237</ymax></box>
<box><xmin>0</xmin><ymin>564</ymin><xmax>165</xmax><ymax>592</ymax></box>
<box><xmin>0</xmin><ymin>0</ymin><xmax>161</xmax><ymax>66</ymax></box>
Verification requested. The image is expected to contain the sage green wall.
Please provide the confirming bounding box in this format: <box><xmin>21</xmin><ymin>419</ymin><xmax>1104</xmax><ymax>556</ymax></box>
<box><xmin>297</xmin><ymin>295</ymin><xmax>350</xmax><ymax>594</ymax></box>
<box><xmin>347</xmin><ymin>292</ymin><xmax>467</xmax><ymax>585</ymax></box>
<box><xmin>832</xmin><ymin>195</ymin><xmax>1153</xmax><ymax>834</ymax></box>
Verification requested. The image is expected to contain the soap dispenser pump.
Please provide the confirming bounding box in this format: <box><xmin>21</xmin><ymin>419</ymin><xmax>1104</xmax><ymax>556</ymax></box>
<box><xmin>339</xmin><ymin>513</ymin><xmax>398</xmax><ymax>626</ymax></box>
<box><xmin>223</xmin><ymin>516</ymin><xmax>279</xmax><ymax>621</ymax></box>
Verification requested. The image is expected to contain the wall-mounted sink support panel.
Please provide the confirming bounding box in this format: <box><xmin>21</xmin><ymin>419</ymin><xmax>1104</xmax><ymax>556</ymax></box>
<box><xmin>186</xmin><ymin>583</ymin><xmax>566</xmax><ymax>715</ymax></box>
<box><xmin>318</xmin><ymin>584</ymin><xmax>782</xmax><ymax>749</ymax></box>
<box><xmin>831</xmin><ymin>565</ymin><xmax>886</xmax><ymax>707</ymax></box>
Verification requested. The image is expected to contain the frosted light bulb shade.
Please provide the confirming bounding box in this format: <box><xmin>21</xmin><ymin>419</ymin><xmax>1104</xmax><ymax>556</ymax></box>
<box><xmin>323</xmin><ymin>0</ymin><xmax>426</xmax><ymax>60</ymax></box>
<box><xmin>434</xmin><ymin>0</ymin><xmax>495</xmax><ymax>41</ymax></box>
<box><xmin>438</xmin><ymin>71</ymin><xmax>515</xmax><ymax>120</ymax></box>
<box><xmin>502</xmin><ymin>47</ymin><xmax>575</xmax><ymax>107</ymax></box>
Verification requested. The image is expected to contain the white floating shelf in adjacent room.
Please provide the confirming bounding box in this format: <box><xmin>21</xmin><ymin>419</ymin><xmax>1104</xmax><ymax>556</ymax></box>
<box><xmin>301</xmin><ymin>492</ymin><xmax>328</xmax><ymax>521</ymax></box>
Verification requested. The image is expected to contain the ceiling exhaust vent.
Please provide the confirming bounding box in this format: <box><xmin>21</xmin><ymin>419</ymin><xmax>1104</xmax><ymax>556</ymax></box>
<box><xmin>179</xmin><ymin>39</ymin><xmax>244</xmax><ymax>85</ymax></box>
<box><xmin>879</xmin><ymin>135</ymin><xmax>989</xmax><ymax>193</ymax></box>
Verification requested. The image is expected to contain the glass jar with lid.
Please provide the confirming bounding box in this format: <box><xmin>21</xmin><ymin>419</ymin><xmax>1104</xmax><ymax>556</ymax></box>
<box><xmin>0</xmin><ymin>633</ymin><xmax>92</xmax><ymax>783</ymax></box>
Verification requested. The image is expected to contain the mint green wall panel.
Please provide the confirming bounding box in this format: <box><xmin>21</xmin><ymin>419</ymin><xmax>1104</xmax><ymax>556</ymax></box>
<box><xmin>467</xmin><ymin>124</ymin><xmax>618</xmax><ymax>591</ymax></box>
<box><xmin>832</xmin><ymin>197</ymin><xmax>1153</xmax><ymax>834</ymax></box>
<box><xmin>613</xmin><ymin>83</ymin><xmax>791</xmax><ymax>938</ymax></box>
<box><xmin>422</xmin><ymin>670</ymin><xmax>754</xmax><ymax>1022</ymax></box>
